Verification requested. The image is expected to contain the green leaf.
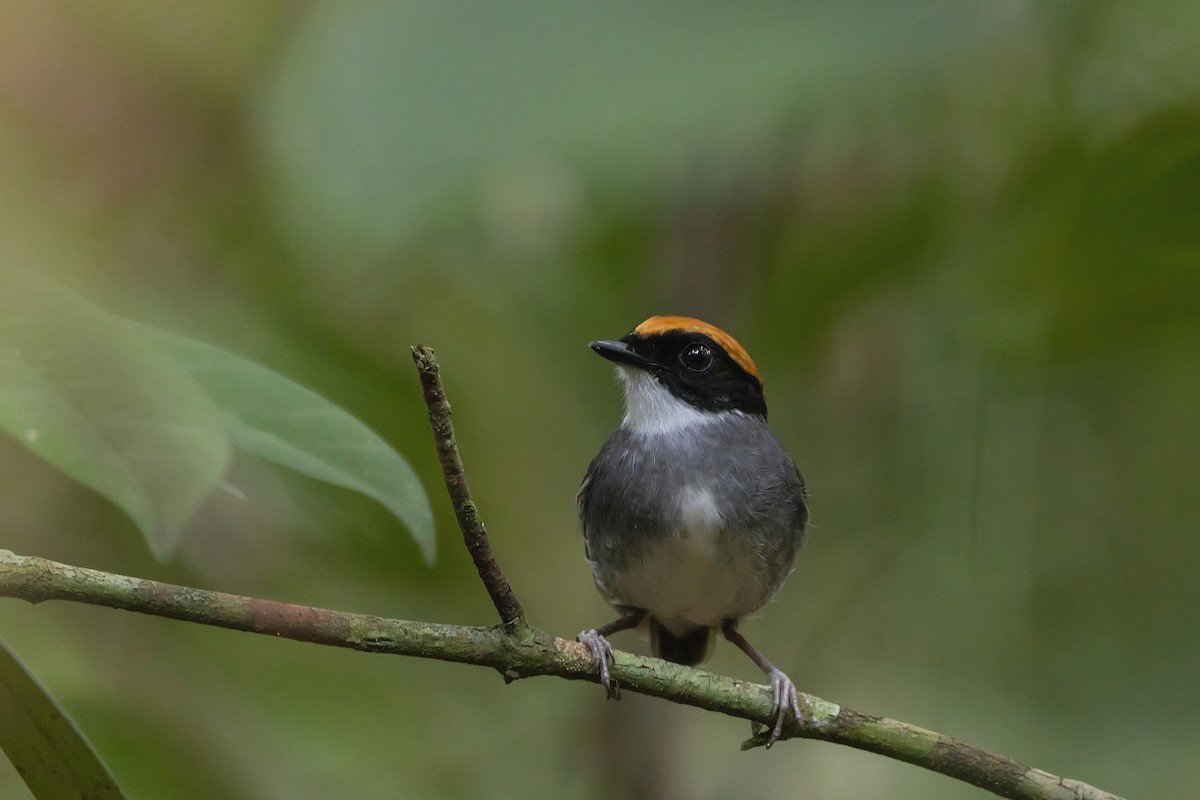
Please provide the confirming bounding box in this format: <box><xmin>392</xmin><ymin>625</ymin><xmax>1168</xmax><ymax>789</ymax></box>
<box><xmin>0</xmin><ymin>279</ymin><xmax>230</xmax><ymax>558</ymax></box>
<box><xmin>0</xmin><ymin>637</ymin><xmax>125</xmax><ymax>800</ymax></box>
<box><xmin>151</xmin><ymin>331</ymin><xmax>436</xmax><ymax>565</ymax></box>
<box><xmin>259</xmin><ymin>2</ymin><xmax>998</xmax><ymax>266</ymax></box>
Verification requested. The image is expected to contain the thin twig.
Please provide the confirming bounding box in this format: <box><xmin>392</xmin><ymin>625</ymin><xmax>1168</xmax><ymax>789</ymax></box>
<box><xmin>410</xmin><ymin>344</ymin><xmax>524</xmax><ymax>625</ymax></box>
<box><xmin>0</xmin><ymin>549</ymin><xmax>1124</xmax><ymax>800</ymax></box>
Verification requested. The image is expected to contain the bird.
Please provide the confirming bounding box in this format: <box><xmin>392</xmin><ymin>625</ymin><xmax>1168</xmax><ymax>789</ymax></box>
<box><xmin>576</xmin><ymin>315</ymin><xmax>809</xmax><ymax>746</ymax></box>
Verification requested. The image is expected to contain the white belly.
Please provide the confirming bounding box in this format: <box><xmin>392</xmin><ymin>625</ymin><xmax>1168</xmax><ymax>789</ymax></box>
<box><xmin>601</xmin><ymin>486</ymin><xmax>769</xmax><ymax>635</ymax></box>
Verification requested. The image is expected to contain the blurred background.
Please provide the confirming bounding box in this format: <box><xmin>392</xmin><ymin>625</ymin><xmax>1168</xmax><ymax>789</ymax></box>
<box><xmin>1</xmin><ymin>2</ymin><xmax>1197</xmax><ymax>798</ymax></box>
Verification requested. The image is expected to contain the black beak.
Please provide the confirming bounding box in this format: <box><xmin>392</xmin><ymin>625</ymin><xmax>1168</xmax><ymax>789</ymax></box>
<box><xmin>589</xmin><ymin>339</ymin><xmax>655</xmax><ymax>370</ymax></box>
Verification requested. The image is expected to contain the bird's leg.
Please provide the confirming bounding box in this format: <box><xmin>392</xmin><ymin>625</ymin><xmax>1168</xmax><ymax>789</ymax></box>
<box><xmin>721</xmin><ymin>621</ymin><xmax>802</xmax><ymax>747</ymax></box>
<box><xmin>577</xmin><ymin>609</ymin><xmax>646</xmax><ymax>700</ymax></box>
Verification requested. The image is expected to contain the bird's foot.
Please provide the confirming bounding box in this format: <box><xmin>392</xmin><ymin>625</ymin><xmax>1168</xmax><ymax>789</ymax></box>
<box><xmin>577</xmin><ymin>629</ymin><xmax>619</xmax><ymax>700</ymax></box>
<box><xmin>759</xmin><ymin>668</ymin><xmax>802</xmax><ymax>747</ymax></box>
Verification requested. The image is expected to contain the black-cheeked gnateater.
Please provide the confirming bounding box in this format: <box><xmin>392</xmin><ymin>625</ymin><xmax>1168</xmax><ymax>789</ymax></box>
<box><xmin>577</xmin><ymin>316</ymin><xmax>809</xmax><ymax>745</ymax></box>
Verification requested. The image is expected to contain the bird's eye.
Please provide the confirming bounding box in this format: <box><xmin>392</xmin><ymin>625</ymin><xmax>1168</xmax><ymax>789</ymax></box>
<box><xmin>679</xmin><ymin>343</ymin><xmax>713</xmax><ymax>372</ymax></box>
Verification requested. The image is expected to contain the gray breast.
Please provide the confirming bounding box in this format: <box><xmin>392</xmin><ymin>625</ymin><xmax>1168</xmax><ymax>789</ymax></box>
<box><xmin>578</xmin><ymin>413</ymin><xmax>807</xmax><ymax>628</ymax></box>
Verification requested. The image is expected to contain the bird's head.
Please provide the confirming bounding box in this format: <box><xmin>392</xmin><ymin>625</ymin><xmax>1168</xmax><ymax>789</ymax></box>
<box><xmin>590</xmin><ymin>316</ymin><xmax>766</xmax><ymax>434</ymax></box>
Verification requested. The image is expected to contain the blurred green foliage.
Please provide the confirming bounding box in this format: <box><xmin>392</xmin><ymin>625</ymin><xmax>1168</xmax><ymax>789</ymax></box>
<box><xmin>0</xmin><ymin>637</ymin><xmax>122</xmax><ymax>799</ymax></box>
<box><xmin>0</xmin><ymin>2</ymin><xmax>1197</xmax><ymax>798</ymax></box>
<box><xmin>0</xmin><ymin>278</ymin><xmax>433</xmax><ymax>564</ymax></box>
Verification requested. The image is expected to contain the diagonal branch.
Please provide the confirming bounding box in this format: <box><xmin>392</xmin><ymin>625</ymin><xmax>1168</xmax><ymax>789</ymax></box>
<box><xmin>0</xmin><ymin>348</ymin><xmax>1127</xmax><ymax>800</ymax></box>
<box><xmin>410</xmin><ymin>344</ymin><xmax>524</xmax><ymax>625</ymax></box>
<box><xmin>0</xmin><ymin>549</ymin><xmax>1123</xmax><ymax>800</ymax></box>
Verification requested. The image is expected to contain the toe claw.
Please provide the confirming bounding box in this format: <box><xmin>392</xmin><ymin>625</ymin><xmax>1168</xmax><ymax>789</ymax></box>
<box><xmin>577</xmin><ymin>629</ymin><xmax>620</xmax><ymax>700</ymax></box>
<box><xmin>764</xmin><ymin>669</ymin><xmax>802</xmax><ymax>747</ymax></box>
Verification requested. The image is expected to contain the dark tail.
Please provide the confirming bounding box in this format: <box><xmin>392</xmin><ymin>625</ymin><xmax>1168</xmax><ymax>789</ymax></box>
<box><xmin>649</xmin><ymin>620</ymin><xmax>712</xmax><ymax>666</ymax></box>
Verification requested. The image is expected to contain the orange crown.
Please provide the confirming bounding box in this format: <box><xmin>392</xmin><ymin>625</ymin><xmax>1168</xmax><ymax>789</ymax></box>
<box><xmin>633</xmin><ymin>316</ymin><xmax>761</xmax><ymax>382</ymax></box>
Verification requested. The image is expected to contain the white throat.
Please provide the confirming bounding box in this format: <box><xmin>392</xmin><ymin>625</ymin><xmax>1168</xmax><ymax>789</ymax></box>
<box><xmin>617</xmin><ymin>367</ymin><xmax>722</xmax><ymax>435</ymax></box>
